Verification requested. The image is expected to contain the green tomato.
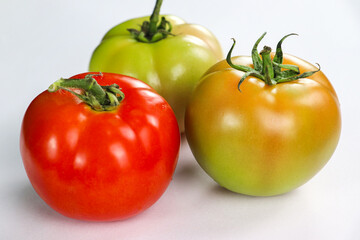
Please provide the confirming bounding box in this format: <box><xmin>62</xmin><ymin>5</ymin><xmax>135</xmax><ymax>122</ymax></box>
<box><xmin>89</xmin><ymin>5</ymin><xmax>222</xmax><ymax>131</ymax></box>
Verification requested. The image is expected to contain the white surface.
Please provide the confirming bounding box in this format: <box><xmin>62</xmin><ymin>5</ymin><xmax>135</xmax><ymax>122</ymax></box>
<box><xmin>1</xmin><ymin>0</ymin><xmax>360</xmax><ymax>239</ymax></box>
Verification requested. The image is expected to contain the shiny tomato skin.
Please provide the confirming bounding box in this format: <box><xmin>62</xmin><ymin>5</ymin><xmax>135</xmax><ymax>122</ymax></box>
<box><xmin>20</xmin><ymin>72</ymin><xmax>180</xmax><ymax>221</ymax></box>
<box><xmin>185</xmin><ymin>55</ymin><xmax>341</xmax><ymax>196</ymax></box>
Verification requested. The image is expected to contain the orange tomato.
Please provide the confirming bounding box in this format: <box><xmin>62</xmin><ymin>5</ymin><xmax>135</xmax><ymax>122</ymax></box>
<box><xmin>185</xmin><ymin>33</ymin><xmax>341</xmax><ymax>196</ymax></box>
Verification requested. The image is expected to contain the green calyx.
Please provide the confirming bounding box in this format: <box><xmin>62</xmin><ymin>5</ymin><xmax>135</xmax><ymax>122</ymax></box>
<box><xmin>127</xmin><ymin>0</ymin><xmax>173</xmax><ymax>43</ymax></box>
<box><xmin>48</xmin><ymin>73</ymin><xmax>125</xmax><ymax>111</ymax></box>
<box><xmin>226</xmin><ymin>32</ymin><xmax>321</xmax><ymax>91</ymax></box>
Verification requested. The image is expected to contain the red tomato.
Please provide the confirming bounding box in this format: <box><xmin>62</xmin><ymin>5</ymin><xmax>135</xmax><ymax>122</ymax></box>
<box><xmin>20</xmin><ymin>72</ymin><xmax>180</xmax><ymax>221</ymax></box>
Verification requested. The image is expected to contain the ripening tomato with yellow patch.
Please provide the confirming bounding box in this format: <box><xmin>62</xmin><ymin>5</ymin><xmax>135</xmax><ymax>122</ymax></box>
<box><xmin>185</xmin><ymin>33</ymin><xmax>341</xmax><ymax>196</ymax></box>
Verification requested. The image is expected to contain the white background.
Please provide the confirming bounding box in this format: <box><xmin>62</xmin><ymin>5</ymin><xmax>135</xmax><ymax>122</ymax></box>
<box><xmin>1</xmin><ymin>0</ymin><xmax>360</xmax><ymax>239</ymax></box>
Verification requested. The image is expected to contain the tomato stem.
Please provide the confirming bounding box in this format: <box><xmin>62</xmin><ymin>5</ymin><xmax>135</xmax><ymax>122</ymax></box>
<box><xmin>48</xmin><ymin>73</ymin><xmax>125</xmax><ymax>111</ymax></box>
<box><xmin>149</xmin><ymin>0</ymin><xmax>162</xmax><ymax>35</ymax></box>
<box><xmin>226</xmin><ymin>32</ymin><xmax>321</xmax><ymax>91</ymax></box>
<box><xmin>260</xmin><ymin>46</ymin><xmax>275</xmax><ymax>86</ymax></box>
<box><xmin>127</xmin><ymin>0</ymin><xmax>173</xmax><ymax>43</ymax></box>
